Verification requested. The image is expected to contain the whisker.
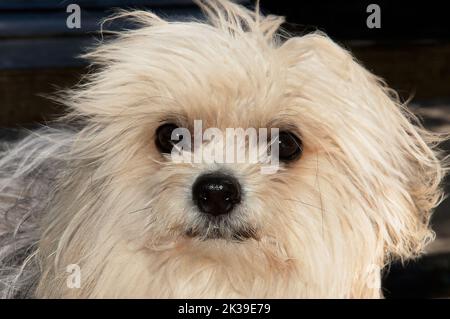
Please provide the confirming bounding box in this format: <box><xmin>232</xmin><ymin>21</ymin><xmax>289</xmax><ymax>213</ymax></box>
<box><xmin>128</xmin><ymin>199</ymin><xmax>155</xmax><ymax>214</ymax></box>
<box><xmin>282</xmin><ymin>198</ymin><xmax>328</xmax><ymax>213</ymax></box>
<box><xmin>315</xmin><ymin>152</ymin><xmax>325</xmax><ymax>237</ymax></box>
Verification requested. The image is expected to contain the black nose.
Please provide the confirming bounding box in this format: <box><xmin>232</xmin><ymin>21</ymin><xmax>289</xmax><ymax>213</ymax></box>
<box><xmin>192</xmin><ymin>173</ymin><xmax>241</xmax><ymax>216</ymax></box>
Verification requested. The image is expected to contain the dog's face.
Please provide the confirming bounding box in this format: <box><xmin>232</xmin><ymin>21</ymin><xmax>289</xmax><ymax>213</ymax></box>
<box><xmin>36</xmin><ymin>1</ymin><xmax>444</xmax><ymax>298</ymax></box>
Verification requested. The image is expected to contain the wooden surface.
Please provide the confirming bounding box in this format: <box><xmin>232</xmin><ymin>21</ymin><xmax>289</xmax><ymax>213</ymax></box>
<box><xmin>0</xmin><ymin>67</ymin><xmax>83</xmax><ymax>127</ymax></box>
<box><xmin>1</xmin><ymin>42</ymin><xmax>450</xmax><ymax>127</ymax></box>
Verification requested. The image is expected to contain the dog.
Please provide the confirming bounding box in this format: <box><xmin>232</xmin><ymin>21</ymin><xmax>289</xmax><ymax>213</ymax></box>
<box><xmin>0</xmin><ymin>0</ymin><xmax>447</xmax><ymax>298</ymax></box>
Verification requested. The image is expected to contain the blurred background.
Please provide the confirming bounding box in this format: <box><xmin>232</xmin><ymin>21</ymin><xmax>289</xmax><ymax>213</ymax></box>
<box><xmin>0</xmin><ymin>0</ymin><xmax>449</xmax><ymax>298</ymax></box>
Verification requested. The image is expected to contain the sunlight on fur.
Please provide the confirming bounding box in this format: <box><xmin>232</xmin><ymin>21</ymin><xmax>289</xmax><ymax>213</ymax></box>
<box><xmin>0</xmin><ymin>0</ymin><xmax>448</xmax><ymax>298</ymax></box>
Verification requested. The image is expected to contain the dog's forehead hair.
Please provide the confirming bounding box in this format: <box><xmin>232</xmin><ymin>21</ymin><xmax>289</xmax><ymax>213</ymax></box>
<box><xmin>158</xmin><ymin>94</ymin><xmax>302</xmax><ymax>132</ymax></box>
<box><xmin>113</xmin><ymin>24</ymin><xmax>298</xmax><ymax>129</ymax></box>
<box><xmin>150</xmin><ymin>60</ymin><xmax>298</xmax><ymax>130</ymax></box>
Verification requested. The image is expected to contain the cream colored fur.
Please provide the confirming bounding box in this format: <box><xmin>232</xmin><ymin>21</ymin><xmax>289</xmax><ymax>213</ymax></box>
<box><xmin>0</xmin><ymin>0</ymin><xmax>447</xmax><ymax>298</ymax></box>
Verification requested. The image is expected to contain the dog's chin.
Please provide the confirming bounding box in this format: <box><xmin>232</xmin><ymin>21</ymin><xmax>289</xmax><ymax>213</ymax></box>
<box><xmin>185</xmin><ymin>218</ymin><xmax>258</xmax><ymax>242</ymax></box>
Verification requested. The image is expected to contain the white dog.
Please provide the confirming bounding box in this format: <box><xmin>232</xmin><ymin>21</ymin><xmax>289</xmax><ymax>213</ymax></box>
<box><xmin>0</xmin><ymin>0</ymin><xmax>447</xmax><ymax>298</ymax></box>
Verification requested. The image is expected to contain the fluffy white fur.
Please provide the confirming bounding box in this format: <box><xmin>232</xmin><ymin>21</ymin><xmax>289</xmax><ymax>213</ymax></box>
<box><xmin>0</xmin><ymin>0</ymin><xmax>448</xmax><ymax>298</ymax></box>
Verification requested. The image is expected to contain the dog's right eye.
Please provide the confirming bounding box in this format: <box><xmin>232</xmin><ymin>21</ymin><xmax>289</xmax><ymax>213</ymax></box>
<box><xmin>155</xmin><ymin>123</ymin><xmax>180</xmax><ymax>154</ymax></box>
<box><xmin>277</xmin><ymin>131</ymin><xmax>303</xmax><ymax>162</ymax></box>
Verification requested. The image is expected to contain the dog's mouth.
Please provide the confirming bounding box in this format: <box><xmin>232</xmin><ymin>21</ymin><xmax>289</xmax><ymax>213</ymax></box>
<box><xmin>186</xmin><ymin>227</ymin><xmax>257</xmax><ymax>241</ymax></box>
<box><xmin>185</xmin><ymin>217</ymin><xmax>258</xmax><ymax>241</ymax></box>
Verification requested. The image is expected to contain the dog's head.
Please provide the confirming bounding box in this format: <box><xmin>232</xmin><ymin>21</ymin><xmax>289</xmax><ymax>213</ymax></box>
<box><xmin>39</xmin><ymin>0</ymin><xmax>446</xmax><ymax>297</ymax></box>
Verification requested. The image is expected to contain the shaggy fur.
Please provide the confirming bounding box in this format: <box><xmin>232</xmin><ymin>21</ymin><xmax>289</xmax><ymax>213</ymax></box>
<box><xmin>0</xmin><ymin>0</ymin><xmax>448</xmax><ymax>298</ymax></box>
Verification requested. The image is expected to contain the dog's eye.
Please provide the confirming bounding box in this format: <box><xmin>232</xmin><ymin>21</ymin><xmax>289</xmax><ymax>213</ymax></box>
<box><xmin>155</xmin><ymin>123</ymin><xmax>180</xmax><ymax>154</ymax></box>
<box><xmin>278</xmin><ymin>131</ymin><xmax>302</xmax><ymax>162</ymax></box>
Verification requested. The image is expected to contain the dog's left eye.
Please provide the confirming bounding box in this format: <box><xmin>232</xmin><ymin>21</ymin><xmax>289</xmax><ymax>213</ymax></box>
<box><xmin>278</xmin><ymin>131</ymin><xmax>303</xmax><ymax>162</ymax></box>
<box><xmin>155</xmin><ymin>123</ymin><xmax>180</xmax><ymax>154</ymax></box>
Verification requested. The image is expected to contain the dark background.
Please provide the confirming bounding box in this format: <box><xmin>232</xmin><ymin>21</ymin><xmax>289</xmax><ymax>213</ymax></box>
<box><xmin>0</xmin><ymin>0</ymin><xmax>449</xmax><ymax>298</ymax></box>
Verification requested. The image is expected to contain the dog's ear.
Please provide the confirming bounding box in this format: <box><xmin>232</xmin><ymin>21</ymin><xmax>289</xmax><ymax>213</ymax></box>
<box><xmin>281</xmin><ymin>33</ymin><xmax>448</xmax><ymax>261</ymax></box>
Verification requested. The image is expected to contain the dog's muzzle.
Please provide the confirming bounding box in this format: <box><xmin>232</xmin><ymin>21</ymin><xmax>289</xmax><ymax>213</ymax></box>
<box><xmin>189</xmin><ymin>172</ymin><xmax>255</xmax><ymax>241</ymax></box>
